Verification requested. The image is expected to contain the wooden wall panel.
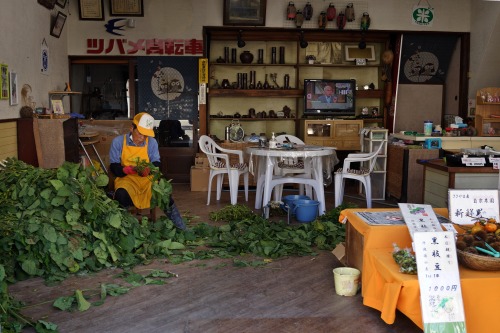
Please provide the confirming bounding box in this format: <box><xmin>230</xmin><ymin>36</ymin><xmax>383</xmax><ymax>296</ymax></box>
<box><xmin>0</xmin><ymin>121</ymin><xmax>18</xmax><ymax>160</ymax></box>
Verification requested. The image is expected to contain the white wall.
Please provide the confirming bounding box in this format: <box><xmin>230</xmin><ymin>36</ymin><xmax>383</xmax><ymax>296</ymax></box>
<box><xmin>1</xmin><ymin>0</ymin><xmax>498</xmax><ymax>121</ymax></box>
<box><xmin>469</xmin><ymin>1</ymin><xmax>500</xmax><ymax>96</ymax></box>
<box><xmin>66</xmin><ymin>0</ymin><xmax>472</xmax><ymax>55</ymax></box>
<box><xmin>0</xmin><ymin>0</ymin><xmax>69</xmax><ymax>120</ymax></box>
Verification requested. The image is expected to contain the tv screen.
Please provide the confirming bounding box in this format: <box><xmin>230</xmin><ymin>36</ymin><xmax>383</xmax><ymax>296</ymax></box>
<box><xmin>304</xmin><ymin>79</ymin><xmax>356</xmax><ymax>116</ymax></box>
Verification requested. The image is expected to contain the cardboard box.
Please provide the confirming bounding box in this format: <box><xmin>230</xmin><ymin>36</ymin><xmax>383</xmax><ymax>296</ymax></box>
<box><xmin>190</xmin><ymin>166</ymin><xmax>215</xmax><ymax>191</ymax></box>
<box><xmin>194</xmin><ymin>153</ymin><xmax>209</xmax><ymax>168</ymax></box>
<box><xmin>331</xmin><ymin>243</ymin><xmax>346</xmax><ymax>265</ymax></box>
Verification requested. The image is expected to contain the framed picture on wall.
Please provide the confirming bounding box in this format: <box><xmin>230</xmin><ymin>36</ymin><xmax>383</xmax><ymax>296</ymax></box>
<box><xmin>78</xmin><ymin>0</ymin><xmax>105</xmax><ymax>20</ymax></box>
<box><xmin>50</xmin><ymin>11</ymin><xmax>67</xmax><ymax>38</ymax></box>
<box><xmin>109</xmin><ymin>0</ymin><xmax>144</xmax><ymax>16</ymax></box>
<box><xmin>51</xmin><ymin>99</ymin><xmax>64</xmax><ymax>114</ymax></box>
<box><xmin>0</xmin><ymin>64</ymin><xmax>8</xmax><ymax>100</ymax></box>
<box><xmin>56</xmin><ymin>0</ymin><xmax>67</xmax><ymax>8</ymax></box>
<box><xmin>38</xmin><ymin>0</ymin><xmax>57</xmax><ymax>10</ymax></box>
<box><xmin>9</xmin><ymin>72</ymin><xmax>18</xmax><ymax>106</ymax></box>
<box><xmin>223</xmin><ymin>0</ymin><xmax>266</xmax><ymax>26</ymax></box>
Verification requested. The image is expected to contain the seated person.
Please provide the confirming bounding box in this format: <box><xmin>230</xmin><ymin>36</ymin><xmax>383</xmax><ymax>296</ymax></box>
<box><xmin>109</xmin><ymin>112</ymin><xmax>186</xmax><ymax>230</ymax></box>
<box><xmin>317</xmin><ymin>85</ymin><xmax>337</xmax><ymax>103</ymax></box>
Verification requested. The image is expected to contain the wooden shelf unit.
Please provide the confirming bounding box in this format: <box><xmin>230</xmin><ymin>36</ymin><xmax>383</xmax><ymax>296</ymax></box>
<box><xmin>475</xmin><ymin>87</ymin><xmax>500</xmax><ymax>136</ymax></box>
<box><xmin>203</xmin><ymin>27</ymin><xmax>392</xmax><ymax>142</ymax></box>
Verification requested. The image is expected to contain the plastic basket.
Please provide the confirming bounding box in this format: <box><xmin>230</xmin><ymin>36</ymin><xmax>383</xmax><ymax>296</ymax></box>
<box><xmin>292</xmin><ymin>199</ymin><xmax>319</xmax><ymax>223</ymax></box>
<box><xmin>281</xmin><ymin>195</ymin><xmax>311</xmax><ymax>214</ymax></box>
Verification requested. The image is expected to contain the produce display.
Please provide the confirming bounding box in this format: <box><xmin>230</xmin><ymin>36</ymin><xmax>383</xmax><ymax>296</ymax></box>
<box><xmin>455</xmin><ymin>217</ymin><xmax>500</xmax><ymax>254</ymax></box>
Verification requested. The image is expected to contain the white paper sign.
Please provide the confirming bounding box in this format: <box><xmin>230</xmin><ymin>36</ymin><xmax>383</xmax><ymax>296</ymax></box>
<box><xmin>489</xmin><ymin>157</ymin><xmax>500</xmax><ymax>169</ymax></box>
<box><xmin>461</xmin><ymin>157</ymin><xmax>485</xmax><ymax>166</ymax></box>
<box><xmin>399</xmin><ymin>203</ymin><xmax>443</xmax><ymax>241</ymax></box>
<box><xmin>448</xmin><ymin>189</ymin><xmax>500</xmax><ymax>225</ymax></box>
<box><xmin>413</xmin><ymin>232</ymin><xmax>466</xmax><ymax>332</ymax></box>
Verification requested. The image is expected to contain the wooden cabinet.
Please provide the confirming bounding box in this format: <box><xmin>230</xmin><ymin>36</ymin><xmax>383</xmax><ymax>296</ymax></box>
<box><xmin>203</xmin><ymin>27</ymin><xmax>391</xmax><ymax>141</ymax></box>
<box><xmin>475</xmin><ymin>87</ymin><xmax>500</xmax><ymax>136</ymax></box>
<box><xmin>300</xmin><ymin>119</ymin><xmax>363</xmax><ymax>150</ymax></box>
<box><xmin>17</xmin><ymin>117</ymin><xmax>79</xmax><ymax>167</ymax></box>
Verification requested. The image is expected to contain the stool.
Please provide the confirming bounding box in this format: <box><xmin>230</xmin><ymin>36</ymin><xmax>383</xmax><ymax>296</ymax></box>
<box><xmin>79</xmin><ymin>131</ymin><xmax>108</xmax><ymax>176</ymax></box>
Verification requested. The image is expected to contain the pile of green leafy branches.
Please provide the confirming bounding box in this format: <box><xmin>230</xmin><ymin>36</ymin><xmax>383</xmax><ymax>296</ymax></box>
<box><xmin>0</xmin><ymin>158</ymin><xmax>190</xmax><ymax>332</ymax></box>
<box><xmin>0</xmin><ymin>158</ymin><xmax>354</xmax><ymax>332</ymax></box>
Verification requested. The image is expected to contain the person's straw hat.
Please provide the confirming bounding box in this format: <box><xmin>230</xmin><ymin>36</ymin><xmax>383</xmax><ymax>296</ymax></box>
<box><xmin>133</xmin><ymin>112</ymin><xmax>155</xmax><ymax>137</ymax></box>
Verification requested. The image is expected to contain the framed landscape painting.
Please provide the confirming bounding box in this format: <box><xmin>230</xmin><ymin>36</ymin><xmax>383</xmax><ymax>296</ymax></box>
<box><xmin>223</xmin><ymin>0</ymin><xmax>266</xmax><ymax>26</ymax></box>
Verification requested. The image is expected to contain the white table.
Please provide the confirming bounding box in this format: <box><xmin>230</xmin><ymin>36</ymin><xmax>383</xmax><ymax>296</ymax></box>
<box><xmin>246</xmin><ymin>145</ymin><xmax>337</xmax><ymax>215</ymax></box>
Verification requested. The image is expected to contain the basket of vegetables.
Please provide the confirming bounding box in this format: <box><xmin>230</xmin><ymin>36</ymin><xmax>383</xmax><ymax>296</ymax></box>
<box><xmin>455</xmin><ymin>217</ymin><xmax>500</xmax><ymax>271</ymax></box>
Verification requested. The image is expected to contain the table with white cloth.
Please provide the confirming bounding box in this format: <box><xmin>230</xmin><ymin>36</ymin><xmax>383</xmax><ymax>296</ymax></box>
<box><xmin>246</xmin><ymin>145</ymin><xmax>338</xmax><ymax>214</ymax></box>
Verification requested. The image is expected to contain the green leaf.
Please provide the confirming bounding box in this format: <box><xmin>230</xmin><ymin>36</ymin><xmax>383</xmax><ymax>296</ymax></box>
<box><xmin>27</xmin><ymin>199</ymin><xmax>41</xmax><ymax>210</ymax></box>
<box><xmin>108</xmin><ymin>213</ymin><xmax>122</xmax><ymax>229</ymax></box>
<box><xmin>105</xmin><ymin>284</ymin><xmax>130</xmax><ymax>296</ymax></box>
<box><xmin>40</xmin><ymin>188</ymin><xmax>53</xmax><ymax>200</ymax></box>
<box><xmin>51</xmin><ymin>196</ymin><xmax>66</xmax><ymax>206</ymax></box>
<box><xmin>144</xmin><ymin>278</ymin><xmax>165</xmax><ymax>285</ymax></box>
<box><xmin>94</xmin><ymin>246</ymin><xmax>108</xmax><ymax>264</ymax></box>
<box><xmin>107</xmin><ymin>244</ymin><xmax>119</xmax><ymax>262</ymax></box>
<box><xmin>118</xmin><ymin>234</ymin><xmax>136</xmax><ymax>252</ymax></box>
<box><xmin>35</xmin><ymin>319</ymin><xmax>58</xmax><ymax>332</ymax></box>
<box><xmin>43</xmin><ymin>224</ymin><xmax>58</xmax><ymax>243</ymax></box>
<box><xmin>95</xmin><ymin>174</ymin><xmax>109</xmax><ymax>187</ymax></box>
<box><xmin>21</xmin><ymin>259</ymin><xmax>42</xmax><ymax>276</ymax></box>
<box><xmin>57</xmin><ymin>185</ymin><xmax>74</xmax><ymax>197</ymax></box>
<box><xmin>0</xmin><ymin>264</ymin><xmax>5</xmax><ymax>281</ymax></box>
<box><xmin>50</xmin><ymin>209</ymin><xmax>66</xmax><ymax>222</ymax></box>
<box><xmin>75</xmin><ymin>289</ymin><xmax>91</xmax><ymax>311</ymax></box>
<box><xmin>53</xmin><ymin>296</ymin><xmax>75</xmax><ymax>311</ymax></box>
<box><xmin>83</xmin><ymin>198</ymin><xmax>95</xmax><ymax>212</ymax></box>
<box><xmin>66</xmin><ymin>209</ymin><xmax>82</xmax><ymax>225</ymax></box>
<box><xmin>156</xmin><ymin>239</ymin><xmax>185</xmax><ymax>250</ymax></box>
<box><xmin>56</xmin><ymin>166</ymin><xmax>70</xmax><ymax>180</ymax></box>
<box><xmin>50</xmin><ymin>179</ymin><xmax>64</xmax><ymax>191</ymax></box>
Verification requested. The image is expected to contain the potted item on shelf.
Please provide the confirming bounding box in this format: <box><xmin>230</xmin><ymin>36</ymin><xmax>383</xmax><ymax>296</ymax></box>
<box><xmin>306</xmin><ymin>55</ymin><xmax>316</xmax><ymax>64</ymax></box>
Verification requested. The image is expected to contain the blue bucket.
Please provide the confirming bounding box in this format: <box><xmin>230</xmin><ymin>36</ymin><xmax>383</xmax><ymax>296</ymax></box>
<box><xmin>293</xmin><ymin>199</ymin><xmax>320</xmax><ymax>223</ymax></box>
<box><xmin>282</xmin><ymin>195</ymin><xmax>311</xmax><ymax>214</ymax></box>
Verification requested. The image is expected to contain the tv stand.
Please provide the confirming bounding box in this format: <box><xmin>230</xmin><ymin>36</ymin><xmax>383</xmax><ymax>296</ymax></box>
<box><xmin>300</xmin><ymin>119</ymin><xmax>363</xmax><ymax>150</ymax></box>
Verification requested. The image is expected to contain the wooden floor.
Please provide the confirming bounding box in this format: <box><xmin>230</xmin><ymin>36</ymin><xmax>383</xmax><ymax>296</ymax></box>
<box><xmin>9</xmin><ymin>182</ymin><xmax>423</xmax><ymax>333</ymax></box>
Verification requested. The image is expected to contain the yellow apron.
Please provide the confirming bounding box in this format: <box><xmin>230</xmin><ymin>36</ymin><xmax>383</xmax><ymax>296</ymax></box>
<box><xmin>114</xmin><ymin>136</ymin><xmax>152</xmax><ymax>209</ymax></box>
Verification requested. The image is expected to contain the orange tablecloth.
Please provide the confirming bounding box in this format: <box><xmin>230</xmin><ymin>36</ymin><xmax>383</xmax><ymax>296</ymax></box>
<box><xmin>341</xmin><ymin>208</ymin><xmax>500</xmax><ymax>333</ymax></box>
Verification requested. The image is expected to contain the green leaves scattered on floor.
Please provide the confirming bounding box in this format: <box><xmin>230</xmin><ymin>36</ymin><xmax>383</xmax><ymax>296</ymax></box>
<box><xmin>51</xmin><ymin>269</ymin><xmax>178</xmax><ymax>313</ymax></box>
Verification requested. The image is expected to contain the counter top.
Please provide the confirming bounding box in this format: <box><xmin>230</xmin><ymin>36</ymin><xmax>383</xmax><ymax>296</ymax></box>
<box><xmin>392</xmin><ymin>133</ymin><xmax>470</xmax><ymax>141</ymax></box>
<box><xmin>417</xmin><ymin>158</ymin><xmax>498</xmax><ymax>173</ymax></box>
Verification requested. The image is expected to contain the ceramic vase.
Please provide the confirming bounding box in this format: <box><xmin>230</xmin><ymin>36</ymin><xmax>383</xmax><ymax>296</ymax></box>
<box><xmin>240</xmin><ymin>51</ymin><xmax>254</xmax><ymax>64</ymax></box>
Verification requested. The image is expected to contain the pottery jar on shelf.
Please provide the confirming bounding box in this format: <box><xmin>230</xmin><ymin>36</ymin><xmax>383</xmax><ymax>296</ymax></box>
<box><xmin>240</xmin><ymin>51</ymin><xmax>254</xmax><ymax>64</ymax></box>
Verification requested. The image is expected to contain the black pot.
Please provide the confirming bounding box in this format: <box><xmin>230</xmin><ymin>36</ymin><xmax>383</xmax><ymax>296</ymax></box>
<box><xmin>240</xmin><ymin>51</ymin><xmax>254</xmax><ymax>64</ymax></box>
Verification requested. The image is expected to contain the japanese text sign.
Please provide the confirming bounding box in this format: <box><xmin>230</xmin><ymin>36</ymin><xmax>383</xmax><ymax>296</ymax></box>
<box><xmin>448</xmin><ymin>189</ymin><xmax>499</xmax><ymax>225</ymax></box>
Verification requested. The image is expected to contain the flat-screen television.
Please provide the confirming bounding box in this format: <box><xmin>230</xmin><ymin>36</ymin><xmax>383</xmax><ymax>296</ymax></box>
<box><xmin>304</xmin><ymin>79</ymin><xmax>356</xmax><ymax>116</ymax></box>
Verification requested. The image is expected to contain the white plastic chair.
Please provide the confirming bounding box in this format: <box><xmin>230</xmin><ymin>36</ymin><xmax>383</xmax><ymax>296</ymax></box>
<box><xmin>273</xmin><ymin>135</ymin><xmax>313</xmax><ymax>200</ymax></box>
<box><xmin>198</xmin><ymin>135</ymin><xmax>249</xmax><ymax>205</ymax></box>
<box><xmin>334</xmin><ymin>143</ymin><xmax>384</xmax><ymax>208</ymax></box>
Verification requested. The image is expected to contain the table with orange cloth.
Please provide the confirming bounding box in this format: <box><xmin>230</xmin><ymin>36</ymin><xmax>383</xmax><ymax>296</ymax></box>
<box><xmin>341</xmin><ymin>208</ymin><xmax>500</xmax><ymax>333</ymax></box>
